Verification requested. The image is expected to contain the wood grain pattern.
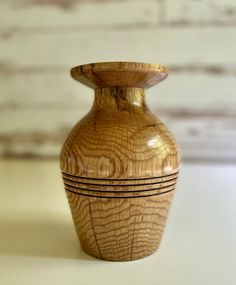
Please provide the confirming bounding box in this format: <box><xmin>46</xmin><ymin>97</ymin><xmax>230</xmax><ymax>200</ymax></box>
<box><xmin>70</xmin><ymin>62</ymin><xmax>168</xmax><ymax>89</ymax></box>
<box><xmin>66</xmin><ymin>191</ymin><xmax>175</xmax><ymax>261</ymax></box>
<box><xmin>60</xmin><ymin>62</ymin><xmax>180</xmax><ymax>261</ymax></box>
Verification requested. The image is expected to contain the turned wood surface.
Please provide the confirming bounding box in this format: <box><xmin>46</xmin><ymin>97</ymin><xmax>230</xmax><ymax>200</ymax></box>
<box><xmin>71</xmin><ymin>62</ymin><xmax>168</xmax><ymax>89</ymax></box>
<box><xmin>66</xmin><ymin>191</ymin><xmax>175</xmax><ymax>261</ymax></box>
<box><xmin>60</xmin><ymin>62</ymin><xmax>180</xmax><ymax>261</ymax></box>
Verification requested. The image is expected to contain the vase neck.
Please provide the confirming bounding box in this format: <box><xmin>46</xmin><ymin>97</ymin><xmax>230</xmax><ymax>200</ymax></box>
<box><xmin>92</xmin><ymin>87</ymin><xmax>147</xmax><ymax>112</ymax></box>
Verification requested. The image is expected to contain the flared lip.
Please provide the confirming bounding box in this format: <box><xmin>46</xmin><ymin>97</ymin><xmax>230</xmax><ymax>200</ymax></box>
<box><xmin>71</xmin><ymin>61</ymin><xmax>168</xmax><ymax>75</ymax></box>
<box><xmin>70</xmin><ymin>61</ymin><xmax>168</xmax><ymax>89</ymax></box>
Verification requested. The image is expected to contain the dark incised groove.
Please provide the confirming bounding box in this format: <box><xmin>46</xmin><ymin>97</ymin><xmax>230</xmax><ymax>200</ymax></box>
<box><xmin>62</xmin><ymin>175</ymin><xmax>178</xmax><ymax>187</ymax></box>
<box><xmin>62</xmin><ymin>171</ymin><xmax>179</xmax><ymax>181</ymax></box>
<box><xmin>65</xmin><ymin>187</ymin><xmax>175</xmax><ymax>199</ymax></box>
<box><xmin>63</xmin><ymin>181</ymin><xmax>176</xmax><ymax>193</ymax></box>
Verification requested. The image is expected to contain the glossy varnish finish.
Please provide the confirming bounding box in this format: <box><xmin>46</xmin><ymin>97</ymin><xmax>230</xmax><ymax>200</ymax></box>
<box><xmin>60</xmin><ymin>62</ymin><xmax>180</xmax><ymax>261</ymax></box>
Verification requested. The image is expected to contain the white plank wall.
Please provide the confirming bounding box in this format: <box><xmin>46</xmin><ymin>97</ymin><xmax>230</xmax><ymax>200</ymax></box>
<box><xmin>0</xmin><ymin>0</ymin><xmax>235</xmax><ymax>161</ymax></box>
<box><xmin>0</xmin><ymin>0</ymin><xmax>159</xmax><ymax>31</ymax></box>
<box><xmin>165</xmin><ymin>0</ymin><xmax>236</xmax><ymax>25</ymax></box>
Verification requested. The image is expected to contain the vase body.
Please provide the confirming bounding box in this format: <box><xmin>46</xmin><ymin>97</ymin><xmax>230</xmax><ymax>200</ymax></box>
<box><xmin>60</xmin><ymin>62</ymin><xmax>180</xmax><ymax>261</ymax></box>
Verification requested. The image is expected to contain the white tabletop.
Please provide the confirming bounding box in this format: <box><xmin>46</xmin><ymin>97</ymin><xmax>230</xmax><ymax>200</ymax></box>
<box><xmin>0</xmin><ymin>159</ymin><xmax>235</xmax><ymax>285</ymax></box>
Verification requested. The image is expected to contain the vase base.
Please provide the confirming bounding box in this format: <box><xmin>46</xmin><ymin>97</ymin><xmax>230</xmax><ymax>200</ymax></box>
<box><xmin>81</xmin><ymin>244</ymin><xmax>159</xmax><ymax>262</ymax></box>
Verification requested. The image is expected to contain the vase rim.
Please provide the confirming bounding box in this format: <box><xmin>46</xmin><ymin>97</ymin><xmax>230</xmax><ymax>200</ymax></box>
<box><xmin>72</xmin><ymin>61</ymin><xmax>168</xmax><ymax>73</ymax></box>
<box><xmin>70</xmin><ymin>61</ymin><xmax>168</xmax><ymax>89</ymax></box>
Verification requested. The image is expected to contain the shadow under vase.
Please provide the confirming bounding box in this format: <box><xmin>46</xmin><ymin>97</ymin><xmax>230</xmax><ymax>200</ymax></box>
<box><xmin>0</xmin><ymin>214</ymin><xmax>95</xmax><ymax>261</ymax></box>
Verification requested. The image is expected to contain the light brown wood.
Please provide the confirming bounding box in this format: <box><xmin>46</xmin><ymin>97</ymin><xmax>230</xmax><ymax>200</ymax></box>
<box><xmin>60</xmin><ymin>61</ymin><xmax>180</xmax><ymax>261</ymax></box>
<box><xmin>61</xmin><ymin>62</ymin><xmax>179</xmax><ymax>261</ymax></box>
<box><xmin>70</xmin><ymin>62</ymin><xmax>168</xmax><ymax>89</ymax></box>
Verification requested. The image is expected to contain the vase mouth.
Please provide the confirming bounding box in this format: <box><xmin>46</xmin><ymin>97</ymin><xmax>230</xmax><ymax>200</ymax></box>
<box><xmin>71</xmin><ymin>61</ymin><xmax>168</xmax><ymax>89</ymax></box>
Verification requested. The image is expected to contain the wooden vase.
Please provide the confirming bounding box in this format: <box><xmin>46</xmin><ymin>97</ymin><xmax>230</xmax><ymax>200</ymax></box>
<box><xmin>60</xmin><ymin>62</ymin><xmax>180</xmax><ymax>261</ymax></box>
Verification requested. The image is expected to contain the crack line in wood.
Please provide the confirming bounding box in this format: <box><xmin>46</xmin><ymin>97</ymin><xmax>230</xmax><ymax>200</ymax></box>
<box><xmin>87</xmin><ymin>198</ymin><xmax>103</xmax><ymax>259</ymax></box>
